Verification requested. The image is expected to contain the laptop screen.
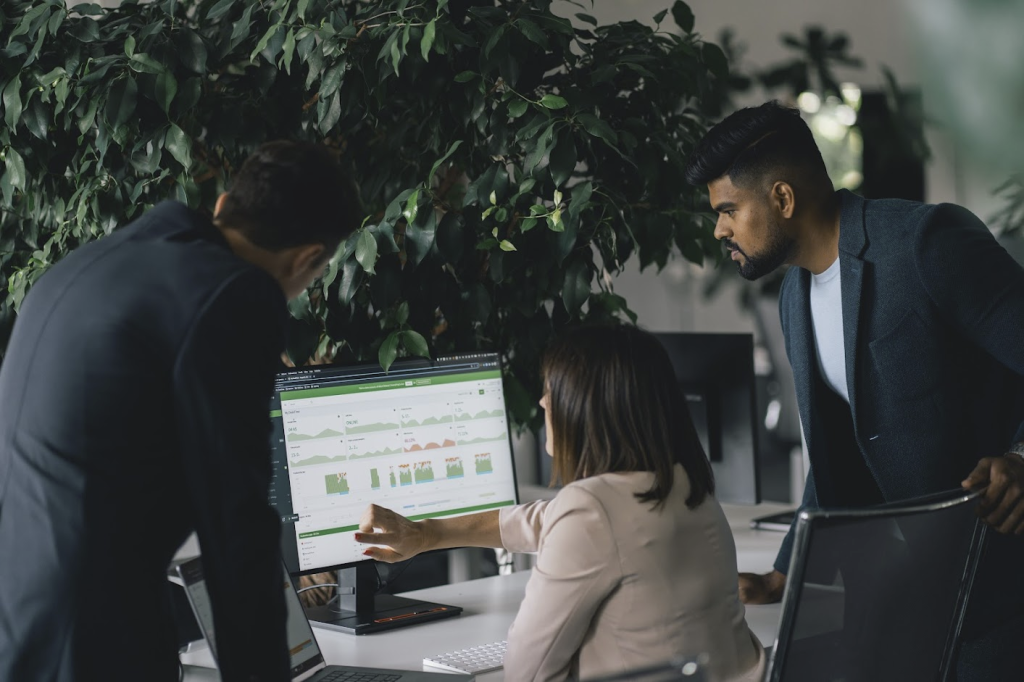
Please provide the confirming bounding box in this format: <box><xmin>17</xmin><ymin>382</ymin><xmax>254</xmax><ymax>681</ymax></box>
<box><xmin>177</xmin><ymin>557</ymin><xmax>326</xmax><ymax>681</ymax></box>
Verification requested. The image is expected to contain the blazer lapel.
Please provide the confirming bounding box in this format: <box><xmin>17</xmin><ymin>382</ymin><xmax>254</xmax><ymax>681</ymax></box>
<box><xmin>786</xmin><ymin>268</ymin><xmax>818</xmax><ymax>462</ymax></box>
<box><xmin>837</xmin><ymin>190</ymin><xmax>869</xmax><ymax>433</ymax></box>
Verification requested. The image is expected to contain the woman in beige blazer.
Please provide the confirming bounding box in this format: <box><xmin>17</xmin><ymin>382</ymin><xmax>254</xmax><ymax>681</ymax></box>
<box><xmin>356</xmin><ymin>325</ymin><xmax>766</xmax><ymax>682</ymax></box>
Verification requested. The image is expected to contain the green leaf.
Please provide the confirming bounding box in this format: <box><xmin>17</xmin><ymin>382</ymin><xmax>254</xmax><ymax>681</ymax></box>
<box><xmin>562</xmin><ymin>259</ymin><xmax>592</xmax><ymax>316</ymax></box>
<box><xmin>508</xmin><ymin>99</ymin><xmax>528</xmax><ymax>119</ymax></box>
<box><xmin>8</xmin><ymin>4</ymin><xmax>48</xmax><ymax>42</ymax></box>
<box><xmin>549</xmin><ymin>132</ymin><xmax>576</xmax><ymax>187</ymax></box>
<box><xmin>165</xmin><ymin>123</ymin><xmax>193</xmax><ymax>170</ymax></box>
<box><xmin>575</xmin><ymin>13</ymin><xmax>598</xmax><ymax>26</ymax></box>
<box><xmin>230</xmin><ymin>4</ymin><xmax>254</xmax><ymax>44</ymax></box>
<box><xmin>577</xmin><ymin>113</ymin><xmax>618</xmax><ymax>145</ymax></box>
<box><xmin>337</xmin><ymin>258</ymin><xmax>362</xmax><ymax>305</ymax></box>
<box><xmin>483</xmin><ymin>24</ymin><xmax>507</xmax><ymax>59</ymax></box>
<box><xmin>520</xmin><ymin>217</ymin><xmax>538</xmax><ymax>232</ymax></box>
<box><xmin>403</xmin><ymin>189</ymin><xmax>420</xmax><ymax>224</ymax></box>
<box><xmin>395</xmin><ymin>301</ymin><xmax>410</xmax><ymax>325</ymax></box>
<box><xmin>499</xmin><ymin>240</ymin><xmax>516</xmax><ymax>252</ymax></box>
<box><xmin>400</xmin><ymin>330</ymin><xmax>430</xmax><ymax>359</ymax></box>
<box><xmin>129</xmin><ymin>53</ymin><xmax>166</xmax><ymax>75</ymax></box>
<box><xmin>516</xmin><ymin>19</ymin><xmax>548</xmax><ymax>48</ymax></box>
<box><xmin>319</xmin><ymin>61</ymin><xmax>346</xmax><ymax>98</ymax></box>
<box><xmin>24</xmin><ymin>99</ymin><xmax>47</xmax><ymax>140</ymax></box>
<box><xmin>454</xmin><ymin>71</ymin><xmax>477</xmax><ymax>83</ymax></box>
<box><xmin>421</xmin><ymin>19</ymin><xmax>436</xmax><ymax>61</ymax></box>
<box><xmin>702</xmin><ymin>42</ymin><xmax>729</xmax><ymax>78</ymax></box>
<box><xmin>155</xmin><ymin>70</ymin><xmax>177</xmax><ymax>115</ymax></box>
<box><xmin>3</xmin><ymin>75</ymin><xmax>22</xmax><ymax>132</ymax></box>
<box><xmin>405</xmin><ymin>210</ymin><xmax>437</xmax><ymax>267</ymax></box>
<box><xmin>281</xmin><ymin>29</ymin><xmax>296</xmax><ymax>74</ymax></box>
<box><xmin>390</xmin><ymin>30</ymin><xmax>402</xmax><ymax>76</ymax></box>
<box><xmin>104</xmin><ymin>77</ymin><xmax>138</xmax><ymax>126</ymax></box>
<box><xmin>547</xmin><ymin>212</ymin><xmax>565</xmax><ymax>232</ymax></box>
<box><xmin>124</xmin><ymin>35</ymin><xmax>136</xmax><ymax>58</ymax></box>
<box><xmin>69</xmin><ymin>17</ymin><xmax>100</xmax><ymax>42</ymax></box>
<box><xmin>319</xmin><ymin>91</ymin><xmax>341</xmax><ymax>134</ymax></box>
<box><xmin>206</xmin><ymin>0</ymin><xmax>236</xmax><ymax>21</ymax></box>
<box><xmin>379</xmin><ymin>331</ymin><xmax>400</xmax><ymax>371</ymax></box>
<box><xmin>3</xmin><ymin>149</ymin><xmax>27</xmax><ymax>191</ymax></box>
<box><xmin>428</xmin><ymin>139</ymin><xmax>462</xmax><ymax>183</ymax></box>
<box><xmin>47</xmin><ymin>7</ymin><xmax>65</xmax><ymax>35</ymax></box>
<box><xmin>540</xmin><ymin>94</ymin><xmax>568</xmax><ymax>110</ymax></box>
<box><xmin>177</xmin><ymin>29</ymin><xmax>208</xmax><ymax>74</ymax></box>
<box><xmin>569</xmin><ymin>181</ymin><xmax>593</xmax><ymax>216</ymax></box>
<box><xmin>653</xmin><ymin>9</ymin><xmax>668</xmax><ymax>24</ymax></box>
<box><xmin>671</xmin><ymin>0</ymin><xmax>695</xmax><ymax>33</ymax></box>
<box><xmin>355</xmin><ymin>229</ymin><xmax>378</xmax><ymax>274</ymax></box>
<box><xmin>251</xmin><ymin>24</ymin><xmax>279</xmax><ymax>63</ymax></box>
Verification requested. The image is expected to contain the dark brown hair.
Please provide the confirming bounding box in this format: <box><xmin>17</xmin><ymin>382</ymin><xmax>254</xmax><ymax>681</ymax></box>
<box><xmin>217</xmin><ymin>140</ymin><xmax>362</xmax><ymax>254</ymax></box>
<box><xmin>542</xmin><ymin>324</ymin><xmax>715</xmax><ymax>509</ymax></box>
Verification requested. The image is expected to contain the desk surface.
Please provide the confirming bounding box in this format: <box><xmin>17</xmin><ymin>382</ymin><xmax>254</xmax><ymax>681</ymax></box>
<box><xmin>182</xmin><ymin>501</ymin><xmax>790</xmax><ymax>681</ymax></box>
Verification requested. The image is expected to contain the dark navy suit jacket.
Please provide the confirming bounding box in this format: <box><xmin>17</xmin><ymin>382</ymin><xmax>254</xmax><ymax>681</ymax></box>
<box><xmin>0</xmin><ymin>203</ymin><xmax>290</xmax><ymax>681</ymax></box>
<box><xmin>774</xmin><ymin>190</ymin><xmax>1024</xmax><ymax>636</ymax></box>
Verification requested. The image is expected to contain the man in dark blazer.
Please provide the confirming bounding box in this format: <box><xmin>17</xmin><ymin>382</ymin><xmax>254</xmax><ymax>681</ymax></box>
<box><xmin>0</xmin><ymin>141</ymin><xmax>359</xmax><ymax>681</ymax></box>
<box><xmin>685</xmin><ymin>101</ymin><xmax>1024</xmax><ymax>680</ymax></box>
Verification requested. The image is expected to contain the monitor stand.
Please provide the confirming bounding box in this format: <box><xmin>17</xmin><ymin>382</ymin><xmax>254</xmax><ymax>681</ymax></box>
<box><xmin>304</xmin><ymin>563</ymin><xmax>462</xmax><ymax>635</ymax></box>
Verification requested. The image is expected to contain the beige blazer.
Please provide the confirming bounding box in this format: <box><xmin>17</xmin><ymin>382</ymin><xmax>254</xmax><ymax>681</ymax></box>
<box><xmin>499</xmin><ymin>464</ymin><xmax>766</xmax><ymax>682</ymax></box>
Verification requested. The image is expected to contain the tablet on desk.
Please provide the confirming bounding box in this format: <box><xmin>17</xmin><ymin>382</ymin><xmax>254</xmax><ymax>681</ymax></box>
<box><xmin>750</xmin><ymin>510</ymin><xmax>796</xmax><ymax>532</ymax></box>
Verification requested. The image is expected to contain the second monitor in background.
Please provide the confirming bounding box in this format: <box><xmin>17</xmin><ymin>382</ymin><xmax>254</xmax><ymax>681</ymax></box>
<box><xmin>654</xmin><ymin>333</ymin><xmax>760</xmax><ymax>505</ymax></box>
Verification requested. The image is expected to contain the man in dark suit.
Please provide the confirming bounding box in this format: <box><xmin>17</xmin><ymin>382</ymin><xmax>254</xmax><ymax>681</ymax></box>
<box><xmin>684</xmin><ymin>101</ymin><xmax>1024</xmax><ymax>679</ymax></box>
<box><xmin>0</xmin><ymin>141</ymin><xmax>360</xmax><ymax>681</ymax></box>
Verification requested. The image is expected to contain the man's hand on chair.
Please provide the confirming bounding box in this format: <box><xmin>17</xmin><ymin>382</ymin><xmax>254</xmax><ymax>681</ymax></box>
<box><xmin>962</xmin><ymin>452</ymin><xmax>1024</xmax><ymax>534</ymax></box>
<box><xmin>738</xmin><ymin>570</ymin><xmax>786</xmax><ymax>604</ymax></box>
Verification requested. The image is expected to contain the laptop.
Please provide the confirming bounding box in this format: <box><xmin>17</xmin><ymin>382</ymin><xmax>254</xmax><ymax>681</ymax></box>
<box><xmin>175</xmin><ymin>556</ymin><xmax>473</xmax><ymax>682</ymax></box>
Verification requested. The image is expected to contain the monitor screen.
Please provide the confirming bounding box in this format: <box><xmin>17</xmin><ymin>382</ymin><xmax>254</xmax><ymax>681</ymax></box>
<box><xmin>268</xmin><ymin>353</ymin><xmax>519</xmax><ymax>575</ymax></box>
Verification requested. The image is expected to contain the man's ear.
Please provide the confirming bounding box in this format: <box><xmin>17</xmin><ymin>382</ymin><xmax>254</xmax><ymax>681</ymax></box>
<box><xmin>288</xmin><ymin>243</ymin><xmax>327</xmax><ymax>276</ymax></box>
<box><xmin>770</xmin><ymin>181</ymin><xmax>796</xmax><ymax>219</ymax></box>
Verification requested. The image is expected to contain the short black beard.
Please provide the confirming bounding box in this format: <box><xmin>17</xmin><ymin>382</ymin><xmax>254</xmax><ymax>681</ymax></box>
<box><xmin>733</xmin><ymin>221</ymin><xmax>795</xmax><ymax>281</ymax></box>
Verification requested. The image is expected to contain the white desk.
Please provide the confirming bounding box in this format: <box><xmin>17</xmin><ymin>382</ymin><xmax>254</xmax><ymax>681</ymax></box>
<box><xmin>182</xmin><ymin>501</ymin><xmax>790</xmax><ymax>681</ymax></box>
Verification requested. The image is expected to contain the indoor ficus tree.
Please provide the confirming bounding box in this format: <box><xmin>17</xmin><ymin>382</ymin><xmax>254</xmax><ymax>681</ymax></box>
<box><xmin>0</xmin><ymin>0</ymin><xmax>727</xmax><ymax>429</ymax></box>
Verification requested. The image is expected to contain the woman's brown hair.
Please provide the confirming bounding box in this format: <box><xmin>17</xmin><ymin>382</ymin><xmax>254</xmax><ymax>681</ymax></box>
<box><xmin>542</xmin><ymin>324</ymin><xmax>715</xmax><ymax>509</ymax></box>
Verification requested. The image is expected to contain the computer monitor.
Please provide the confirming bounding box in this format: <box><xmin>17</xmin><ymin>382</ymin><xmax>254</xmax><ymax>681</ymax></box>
<box><xmin>653</xmin><ymin>332</ymin><xmax>760</xmax><ymax>505</ymax></box>
<box><xmin>267</xmin><ymin>352</ymin><xmax>519</xmax><ymax>634</ymax></box>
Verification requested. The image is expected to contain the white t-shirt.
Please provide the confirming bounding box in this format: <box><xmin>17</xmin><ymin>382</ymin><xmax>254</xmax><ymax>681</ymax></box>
<box><xmin>810</xmin><ymin>257</ymin><xmax>849</xmax><ymax>404</ymax></box>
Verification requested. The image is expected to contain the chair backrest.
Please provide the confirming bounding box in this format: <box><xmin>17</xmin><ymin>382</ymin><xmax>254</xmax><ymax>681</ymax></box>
<box><xmin>579</xmin><ymin>656</ymin><xmax>707</xmax><ymax>682</ymax></box>
<box><xmin>767</xmin><ymin>489</ymin><xmax>986</xmax><ymax>682</ymax></box>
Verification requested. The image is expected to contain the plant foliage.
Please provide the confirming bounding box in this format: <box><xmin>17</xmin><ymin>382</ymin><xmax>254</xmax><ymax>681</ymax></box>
<box><xmin>0</xmin><ymin>0</ymin><xmax>726</xmax><ymax>428</ymax></box>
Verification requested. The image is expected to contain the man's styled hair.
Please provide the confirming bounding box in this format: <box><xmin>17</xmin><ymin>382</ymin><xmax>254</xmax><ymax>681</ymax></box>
<box><xmin>684</xmin><ymin>100</ymin><xmax>828</xmax><ymax>190</ymax></box>
<box><xmin>543</xmin><ymin>324</ymin><xmax>715</xmax><ymax>509</ymax></box>
<box><xmin>217</xmin><ymin>140</ymin><xmax>362</xmax><ymax>254</ymax></box>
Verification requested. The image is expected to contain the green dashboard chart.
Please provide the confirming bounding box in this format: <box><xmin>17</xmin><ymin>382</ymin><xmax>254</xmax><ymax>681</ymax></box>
<box><xmin>281</xmin><ymin>376</ymin><xmax>514</xmax><ymax>519</ymax></box>
<box><xmin>325</xmin><ymin>472</ymin><xmax>349</xmax><ymax>495</ymax></box>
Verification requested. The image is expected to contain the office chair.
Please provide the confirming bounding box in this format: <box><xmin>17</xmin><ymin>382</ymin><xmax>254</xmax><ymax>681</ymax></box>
<box><xmin>766</xmin><ymin>489</ymin><xmax>987</xmax><ymax>682</ymax></box>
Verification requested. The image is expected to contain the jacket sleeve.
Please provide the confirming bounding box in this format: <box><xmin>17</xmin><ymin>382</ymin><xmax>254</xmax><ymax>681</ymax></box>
<box><xmin>914</xmin><ymin>204</ymin><xmax>1024</xmax><ymax>444</ymax></box>
<box><xmin>173</xmin><ymin>270</ymin><xmax>289</xmax><ymax>682</ymax></box>
<box><xmin>503</xmin><ymin>486</ymin><xmax>620</xmax><ymax>682</ymax></box>
<box><xmin>498</xmin><ymin>499</ymin><xmax>550</xmax><ymax>552</ymax></box>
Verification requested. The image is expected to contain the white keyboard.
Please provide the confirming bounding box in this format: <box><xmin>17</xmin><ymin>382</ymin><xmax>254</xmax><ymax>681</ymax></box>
<box><xmin>423</xmin><ymin>640</ymin><xmax>507</xmax><ymax>675</ymax></box>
